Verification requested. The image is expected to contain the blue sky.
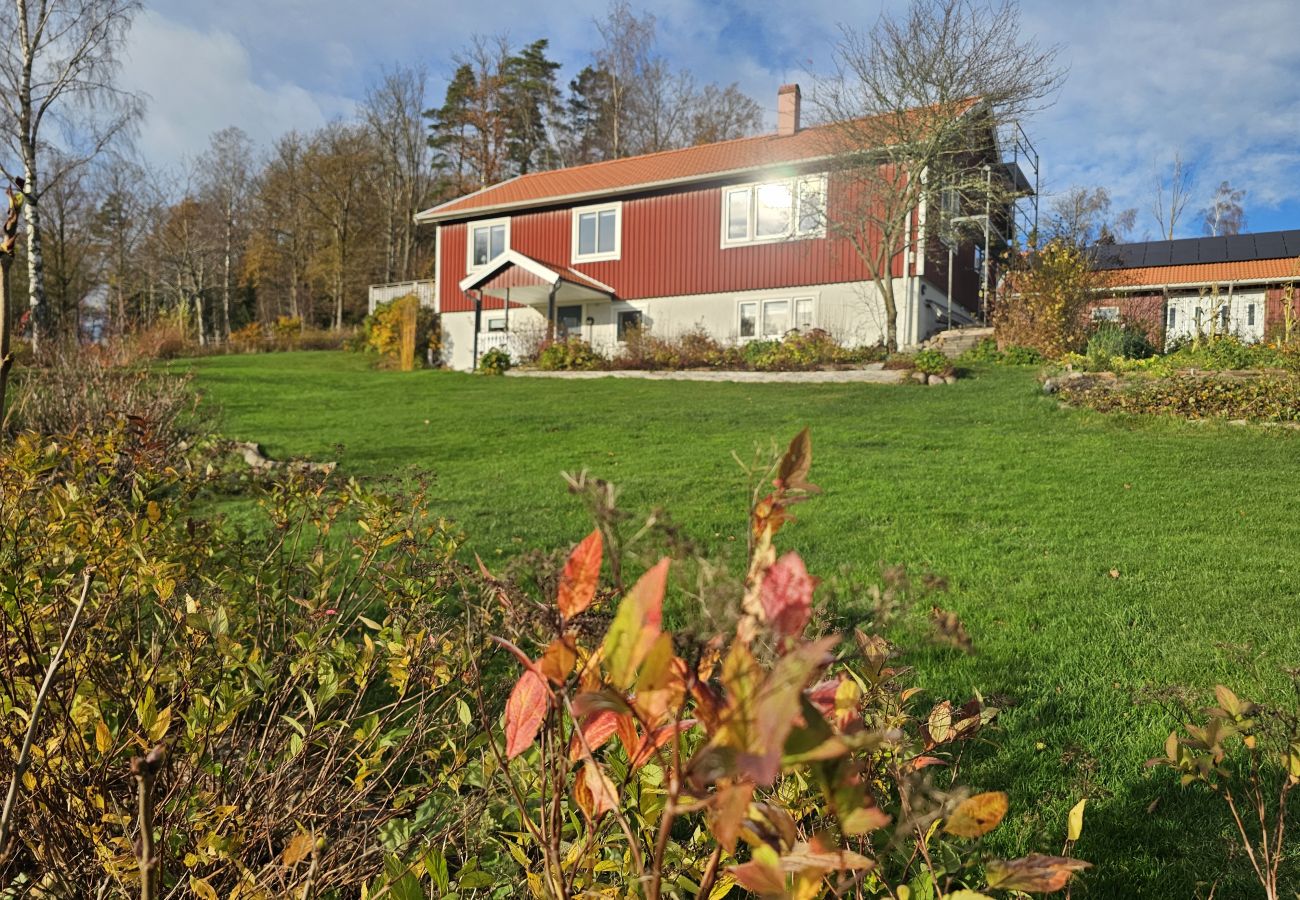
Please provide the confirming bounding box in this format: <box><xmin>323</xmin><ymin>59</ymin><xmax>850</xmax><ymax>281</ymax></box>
<box><xmin>121</xmin><ymin>0</ymin><xmax>1300</xmax><ymax>240</ymax></box>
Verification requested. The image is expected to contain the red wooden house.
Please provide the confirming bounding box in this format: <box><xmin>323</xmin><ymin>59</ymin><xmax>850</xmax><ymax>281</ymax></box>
<box><xmin>415</xmin><ymin>85</ymin><xmax>995</xmax><ymax>370</ymax></box>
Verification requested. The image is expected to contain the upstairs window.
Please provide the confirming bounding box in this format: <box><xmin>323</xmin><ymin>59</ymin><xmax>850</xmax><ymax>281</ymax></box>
<box><xmin>572</xmin><ymin>202</ymin><xmax>621</xmax><ymax>262</ymax></box>
<box><xmin>469</xmin><ymin>218</ymin><xmax>509</xmax><ymax>269</ymax></box>
<box><xmin>723</xmin><ymin>173</ymin><xmax>826</xmax><ymax>246</ymax></box>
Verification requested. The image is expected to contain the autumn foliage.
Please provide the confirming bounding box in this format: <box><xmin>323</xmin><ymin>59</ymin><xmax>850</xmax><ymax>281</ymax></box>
<box><xmin>481</xmin><ymin>429</ymin><xmax>1090</xmax><ymax>898</ymax></box>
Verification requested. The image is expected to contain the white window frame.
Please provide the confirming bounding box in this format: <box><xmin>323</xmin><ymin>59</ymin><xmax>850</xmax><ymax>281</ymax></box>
<box><xmin>1092</xmin><ymin>306</ymin><xmax>1120</xmax><ymax>322</ymax></box>
<box><xmin>737</xmin><ymin>295</ymin><xmax>818</xmax><ymax>341</ymax></box>
<box><xmin>466</xmin><ymin>217</ymin><xmax>511</xmax><ymax>272</ymax></box>
<box><xmin>571</xmin><ymin>201</ymin><xmax>622</xmax><ymax>263</ymax></box>
<box><xmin>721</xmin><ymin>173</ymin><xmax>827</xmax><ymax>248</ymax></box>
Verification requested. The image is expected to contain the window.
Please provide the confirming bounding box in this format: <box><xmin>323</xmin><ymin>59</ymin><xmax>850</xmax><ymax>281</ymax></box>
<box><xmin>487</xmin><ymin>317</ymin><xmax>506</xmax><ymax>332</ymax></box>
<box><xmin>468</xmin><ymin>218</ymin><xmax>509</xmax><ymax>269</ymax></box>
<box><xmin>722</xmin><ymin>174</ymin><xmax>827</xmax><ymax>246</ymax></box>
<box><xmin>572</xmin><ymin>202</ymin><xmax>621</xmax><ymax>262</ymax></box>
<box><xmin>739</xmin><ymin>301</ymin><xmax>758</xmax><ymax>338</ymax></box>
<box><xmin>1219</xmin><ymin>306</ymin><xmax>1229</xmax><ymax>329</ymax></box>
<box><xmin>1248</xmin><ymin>303</ymin><xmax>1256</xmax><ymax>327</ymax></box>
<box><xmin>1092</xmin><ymin>306</ymin><xmax>1120</xmax><ymax>322</ymax></box>
<box><xmin>1168</xmin><ymin>306</ymin><xmax>1176</xmax><ymax>328</ymax></box>
<box><xmin>617</xmin><ymin>309</ymin><xmax>643</xmax><ymax>340</ymax></box>
<box><xmin>794</xmin><ymin>298</ymin><xmax>814</xmax><ymax>330</ymax></box>
<box><xmin>762</xmin><ymin>300</ymin><xmax>790</xmax><ymax>337</ymax></box>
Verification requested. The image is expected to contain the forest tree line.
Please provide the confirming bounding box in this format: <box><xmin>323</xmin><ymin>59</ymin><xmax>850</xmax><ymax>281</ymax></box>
<box><xmin>3</xmin><ymin>1</ymin><xmax>764</xmax><ymax>345</ymax></box>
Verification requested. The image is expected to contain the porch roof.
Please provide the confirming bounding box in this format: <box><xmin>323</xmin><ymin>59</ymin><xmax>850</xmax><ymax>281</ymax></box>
<box><xmin>457</xmin><ymin>250</ymin><xmax>615</xmax><ymax>305</ymax></box>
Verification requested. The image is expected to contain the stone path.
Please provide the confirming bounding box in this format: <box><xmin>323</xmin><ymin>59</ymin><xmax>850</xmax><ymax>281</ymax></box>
<box><xmin>506</xmin><ymin>365</ymin><xmax>907</xmax><ymax>384</ymax></box>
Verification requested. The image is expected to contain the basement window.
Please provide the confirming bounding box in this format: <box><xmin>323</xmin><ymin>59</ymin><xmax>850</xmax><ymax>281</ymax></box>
<box><xmin>1092</xmin><ymin>306</ymin><xmax>1120</xmax><ymax>322</ymax></box>
<box><xmin>617</xmin><ymin>309</ymin><xmax>643</xmax><ymax>340</ymax></box>
<box><xmin>487</xmin><ymin>317</ymin><xmax>506</xmax><ymax>332</ymax></box>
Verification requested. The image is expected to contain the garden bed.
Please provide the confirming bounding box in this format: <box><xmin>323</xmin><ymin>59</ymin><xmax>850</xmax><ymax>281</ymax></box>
<box><xmin>1048</xmin><ymin>368</ymin><xmax>1300</xmax><ymax>422</ymax></box>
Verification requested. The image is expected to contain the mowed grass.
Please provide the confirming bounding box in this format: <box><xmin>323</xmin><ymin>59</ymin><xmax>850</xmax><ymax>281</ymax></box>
<box><xmin>189</xmin><ymin>350</ymin><xmax>1300</xmax><ymax>897</ymax></box>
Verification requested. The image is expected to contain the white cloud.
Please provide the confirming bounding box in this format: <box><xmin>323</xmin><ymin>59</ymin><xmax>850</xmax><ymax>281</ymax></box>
<box><xmin>119</xmin><ymin>10</ymin><xmax>355</xmax><ymax>168</ymax></box>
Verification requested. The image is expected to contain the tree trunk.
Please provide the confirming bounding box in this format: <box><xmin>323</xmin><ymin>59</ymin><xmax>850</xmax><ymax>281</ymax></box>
<box><xmin>0</xmin><ymin>254</ymin><xmax>13</xmax><ymax>435</ymax></box>
<box><xmin>20</xmin><ymin>165</ymin><xmax>44</xmax><ymax>348</ymax></box>
<box><xmin>221</xmin><ymin>215</ymin><xmax>232</xmax><ymax>341</ymax></box>
<box><xmin>880</xmin><ymin>279</ymin><xmax>899</xmax><ymax>353</ymax></box>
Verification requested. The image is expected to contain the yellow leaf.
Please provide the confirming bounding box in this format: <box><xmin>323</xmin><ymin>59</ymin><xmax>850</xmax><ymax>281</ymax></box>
<box><xmin>948</xmin><ymin>892</ymin><xmax>996</xmax><ymax>900</ymax></box>
<box><xmin>281</xmin><ymin>831</ymin><xmax>315</xmax><ymax>866</ymax></box>
<box><xmin>148</xmin><ymin>706</ymin><xmax>172</xmax><ymax>743</ymax></box>
<box><xmin>1068</xmin><ymin>798</ymin><xmax>1087</xmax><ymax>842</ymax></box>
<box><xmin>189</xmin><ymin>877</ymin><xmax>218</xmax><ymax>900</ymax></box>
<box><xmin>147</xmin><ymin>501</ymin><xmax>161</xmax><ymax>523</ymax></box>
<box><xmin>945</xmin><ymin>791</ymin><xmax>1009</xmax><ymax>838</ymax></box>
<box><xmin>95</xmin><ymin>720</ymin><xmax>111</xmax><ymax>754</ymax></box>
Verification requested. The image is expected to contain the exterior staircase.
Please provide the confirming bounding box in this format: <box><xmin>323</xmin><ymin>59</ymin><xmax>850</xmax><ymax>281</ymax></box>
<box><xmin>921</xmin><ymin>326</ymin><xmax>994</xmax><ymax>358</ymax></box>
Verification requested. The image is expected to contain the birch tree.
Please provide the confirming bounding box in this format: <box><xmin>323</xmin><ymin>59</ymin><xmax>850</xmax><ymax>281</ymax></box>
<box><xmin>812</xmin><ymin>0</ymin><xmax>1063</xmax><ymax>350</ymax></box>
<box><xmin>1202</xmin><ymin>180</ymin><xmax>1246</xmax><ymax>236</ymax></box>
<box><xmin>198</xmin><ymin>127</ymin><xmax>253</xmax><ymax>341</ymax></box>
<box><xmin>1151</xmin><ymin>152</ymin><xmax>1193</xmax><ymax>240</ymax></box>
<box><xmin>0</xmin><ymin>0</ymin><xmax>143</xmax><ymax>348</ymax></box>
<box><xmin>364</xmin><ymin>67</ymin><xmax>435</xmax><ymax>283</ymax></box>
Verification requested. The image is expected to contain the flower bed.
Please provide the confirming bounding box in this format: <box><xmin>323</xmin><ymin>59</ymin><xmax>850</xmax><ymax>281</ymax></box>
<box><xmin>1050</xmin><ymin>369</ymin><xmax>1300</xmax><ymax>423</ymax></box>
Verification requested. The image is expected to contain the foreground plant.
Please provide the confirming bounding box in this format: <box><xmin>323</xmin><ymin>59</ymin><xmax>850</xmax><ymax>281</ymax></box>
<box><xmin>1151</xmin><ymin>681</ymin><xmax>1300</xmax><ymax>900</ymax></box>
<box><xmin>479</xmin><ymin>429</ymin><xmax>1089</xmax><ymax>898</ymax></box>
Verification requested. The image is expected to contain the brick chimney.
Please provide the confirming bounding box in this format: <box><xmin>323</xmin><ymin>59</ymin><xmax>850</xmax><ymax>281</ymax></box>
<box><xmin>777</xmin><ymin>83</ymin><xmax>801</xmax><ymax>136</ymax></box>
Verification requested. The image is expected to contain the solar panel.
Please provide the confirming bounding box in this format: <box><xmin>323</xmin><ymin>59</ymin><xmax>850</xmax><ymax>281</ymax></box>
<box><xmin>1198</xmin><ymin>238</ymin><xmax>1228</xmax><ymax>263</ymax></box>
<box><xmin>1142</xmin><ymin>242</ymin><xmax>1171</xmax><ymax>267</ymax></box>
<box><xmin>1282</xmin><ymin>230</ymin><xmax>1300</xmax><ymax>257</ymax></box>
<box><xmin>1224</xmin><ymin>234</ymin><xmax>1256</xmax><ymax>261</ymax></box>
<box><xmin>1117</xmin><ymin>243</ymin><xmax>1147</xmax><ymax>267</ymax></box>
<box><xmin>1091</xmin><ymin>245</ymin><xmax>1123</xmax><ymax>269</ymax></box>
<box><xmin>1254</xmin><ymin>232</ymin><xmax>1286</xmax><ymax>259</ymax></box>
<box><xmin>1169</xmin><ymin>239</ymin><xmax>1200</xmax><ymax>265</ymax></box>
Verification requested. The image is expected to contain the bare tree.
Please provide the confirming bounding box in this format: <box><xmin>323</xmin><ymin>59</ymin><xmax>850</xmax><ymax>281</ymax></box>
<box><xmin>92</xmin><ymin>153</ymin><xmax>160</xmax><ymax>333</ymax></box>
<box><xmin>198</xmin><ymin>127</ymin><xmax>253</xmax><ymax>341</ymax></box>
<box><xmin>1202</xmin><ymin>180</ymin><xmax>1246</xmax><ymax>236</ymax></box>
<box><xmin>363</xmin><ymin>67</ymin><xmax>434</xmax><ymax>283</ymax></box>
<box><xmin>593</xmin><ymin>1</ymin><xmax>657</xmax><ymax>159</ymax></box>
<box><xmin>1152</xmin><ymin>152</ymin><xmax>1192</xmax><ymax>240</ymax></box>
<box><xmin>0</xmin><ymin>0</ymin><xmax>144</xmax><ymax>348</ymax></box>
<box><xmin>813</xmin><ymin>0</ymin><xmax>1063</xmax><ymax>350</ymax></box>
<box><xmin>687</xmin><ymin>83</ymin><xmax>764</xmax><ymax>146</ymax></box>
<box><xmin>1046</xmin><ymin>185</ymin><xmax>1136</xmax><ymax>246</ymax></box>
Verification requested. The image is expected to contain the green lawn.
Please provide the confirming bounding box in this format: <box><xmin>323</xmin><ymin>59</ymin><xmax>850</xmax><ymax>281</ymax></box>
<box><xmin>189</xmin><ymin>351</ymin><xmax>1300</xmax><ymax>897</ymax></box>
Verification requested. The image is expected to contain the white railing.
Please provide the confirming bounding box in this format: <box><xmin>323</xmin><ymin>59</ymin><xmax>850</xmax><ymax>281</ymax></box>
<box><xmin>368</xmin><ymin>279</ymin><xmax>437</xmax><ymax>314</ymax></box>
<box><xmin>475</xmin><ymin>331</ymin><xmax>538</xmax><ymax>360</ymax></box>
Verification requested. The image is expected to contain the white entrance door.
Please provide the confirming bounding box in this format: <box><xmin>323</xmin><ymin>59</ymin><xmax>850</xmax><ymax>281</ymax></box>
<box><xmin>1228</xmin><ymin>290</ymin><xmax>1266</xmax><ymax>343</ymax></box>
<box><xmin>1165</xmin><ymin>294</ymin><xmax>1210</xmax><ymax>345</ymax></box>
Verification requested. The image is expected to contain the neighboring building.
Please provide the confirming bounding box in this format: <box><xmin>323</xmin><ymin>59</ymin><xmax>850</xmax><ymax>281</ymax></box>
<box><xmin>368</xmin><ymin>279</ymin><xmax>437</xmax><ymax>315</ymax></box>
<box><xmin>415</xmin><ymin>85</ymin><xmax>1019</xmax><ymax>370</ymax></box>
<box><xmin>1089</xmin><ymin>230</ymin><xmax>1300</xmax><ymax>347</ymax></box>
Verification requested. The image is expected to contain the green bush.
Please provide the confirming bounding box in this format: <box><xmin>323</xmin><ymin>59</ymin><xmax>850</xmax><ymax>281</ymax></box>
<box><xmin>960</xmin><ymin>337</ymin><xmax>1004</xmax><ymax>364</ymax></box>
<box><xmin>536</xmin><ymin>336</ymin><xmax>604</xmax><ymax>371</ymax></box>
<box><xmin>1002</xmin><ymin>344</ymin><xmax>1045</xmax><ymax>366</ymax></box>
<box><xmin>478</xmin><ymin>346</ymin><xmax>512</xmax><ymax>375</ymax></box>
<box><xmin>1087</xmin><ymin>322</ymin><xmax>1155</xmax><ymax>362</ymax></box>
<box><xmin>913</xmin><ymin>347</ymin><xmax>953</xmax><ymax>376</ymax></box>
<box><xmin>1058</xmin><ymin>372</ymin><xmax>1300</xmax><ymax>422</ymax></box>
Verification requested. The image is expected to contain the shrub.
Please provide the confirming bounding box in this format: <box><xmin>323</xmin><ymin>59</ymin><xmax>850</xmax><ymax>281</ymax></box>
<box><xmin>960</xmin><ymin>337</ymin><xmax>1004</xmax><ymax>364</ymax></box>
<box><xmin>0</xmin><ymin>428</ymin><xmax>483</xmax><ymax>895</ymax></box>
<box><xmin>470</xmin><ymin>430</ymin><xmax>1090</xmax><ymax>897</ymax></box>
<box><xmin>995</xmin><ymin>239</ymin><xmax>1100</xmax><ymax>357</ymax></box>
<box><xmin>5</xmin><ymin>344</ymin><xmax>204</xmax><ymax>440</ymax></box>
<box><xmin>478</xmin><ymin>346</ymin><xmax>512</xmax><ymax>375</ymax></box>
<box><xmin>1057</xmin><ymin>372</ymin><xmax>1300</xmax><ymax>422</ymax></box>
<box><xmin>536</xmin><ymin>336</ymin><xmax>604</xmax><ymax>371</ymax></box>
<box><xmin>914</xmin><ymin>347</ymin><xmax>954</xmax><ymax>376</ymax></box>
<box><xmin>362</xmin><ymin>295</ymin><xmax>439</xmax><ymax>367</ymax></box>
<box><xmin>1087</xmin><ymin>321</ymin><xmax>1155</xmax><ymax>363</ymax></box>
<box><xmin>1002</xmin><ymin>344</ymin><xmax>1045</xmax><ymax>366</ymax></box>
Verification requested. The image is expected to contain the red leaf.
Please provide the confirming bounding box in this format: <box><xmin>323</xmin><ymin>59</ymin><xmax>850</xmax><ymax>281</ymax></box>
<box><xmin>569</xmin><ymin>710</ymin><xmax>622</xmax><ymax>761</ymax></box>
<box><xmin>504</xmin><ymin>669</ymin><xmax>548</xmax><ymax>759</ymax></box>
<box><xmin>760</xmin><ymin>552</ymin><xmax>816</xmax><ymax>640</ymax></box>
<box><xmin>558</xmin><ymin>529</ymin><xmax>603</xmax><ymax>619</ymax></box>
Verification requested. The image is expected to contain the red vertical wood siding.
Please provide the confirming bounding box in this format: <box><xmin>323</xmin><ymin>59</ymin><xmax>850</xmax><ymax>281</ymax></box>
<box><xmin>439</xmin><ymin>171</ymin><xmax>911</xmax><ymax>313</ymax></box>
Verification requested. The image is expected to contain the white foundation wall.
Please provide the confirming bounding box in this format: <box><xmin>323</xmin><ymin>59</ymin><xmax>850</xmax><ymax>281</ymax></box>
<box><xmin>441</xmin><ymin>278</ymin><xmax>928</xmax><ymax>371</ymax></box>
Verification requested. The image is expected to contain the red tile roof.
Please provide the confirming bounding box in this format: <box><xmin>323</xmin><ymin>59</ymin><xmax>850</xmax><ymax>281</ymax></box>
<box><xmin>417</xmin><ymin>99</ymin><xmax>982</xmax><ymax>223</ymax></box>
<box><xmin>1103</xmin><ymin>258</ymin><xmax>1300</xmax><ymax>289</ymax></box>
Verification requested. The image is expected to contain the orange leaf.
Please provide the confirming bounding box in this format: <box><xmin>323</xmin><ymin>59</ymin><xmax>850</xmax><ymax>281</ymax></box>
<box><xmin>760</xmin><ymin>552</ymin><xmax>816</xmax><ymax>640</ymax></box>
<box><xmin>945</xmin><ymin>791</ymin><xmax>1009</xmax><ymax>838</ymax></box>
<box><xmin>558</xmin><ymin>529</ymin><xmax>602</xmax><ymax>619</ymax></box>
<box><xmin>538</xmin><ymin>636</ymin><xmax>578</xmax><ymax>684</ymax></box>
<box><xmin>631</xmin><ymin>719</ymin><xmax>698</xmax><ymax>768</ymax></box>
<box><xmin>730</xmin><ymin>856</ymin><xmax>786</xmax><ymax>897</ymax></box>
<box><xmin>504</xmin><ymin>669</ymin><xmax>548</xmax><ymax>759</ymax></box>
<box><xmin>580</xmin><ymin>761</ymin><xmax>619</xmax><ymax>817</ymax></box>
<box><xmin>708</xmin><ymin>779</ymin><xmax>754</xmax><ymax>853</ymax></box>
<box><xmin>776</xmin><ymin>427</ymin><xmax>815</xmax><ymax>492</ymax></box>
<box><xmin>985</xmin><ymin>854</ymin><xmax>1091</xmax><ymax>892</ymax></box>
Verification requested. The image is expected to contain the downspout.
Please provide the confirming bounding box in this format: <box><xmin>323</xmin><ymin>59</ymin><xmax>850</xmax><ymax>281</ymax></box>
<box><xmin>547</xmin><ymin>283</ymin><xmax>557</xmax><ymax>341</ymax></box>
<box><xmin>472</xmin><ymin>291</ymin><xmax>482</xmax><ymax>370</ymax></box>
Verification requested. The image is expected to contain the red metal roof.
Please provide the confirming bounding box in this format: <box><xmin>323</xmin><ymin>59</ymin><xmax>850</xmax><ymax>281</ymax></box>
<box><xmin>418</xmin><ymin>100</ymin><xmax>981</xmax><ymax>224</ymax></box>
